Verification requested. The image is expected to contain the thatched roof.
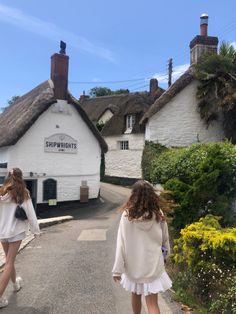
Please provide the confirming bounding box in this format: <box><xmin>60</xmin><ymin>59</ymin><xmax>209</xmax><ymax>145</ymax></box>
<box><xmin>80</xmin><ymin>94</ymin><xmax>131</xmax><ymax>123</ymax></box>
<box><xmin>81</xmin><ymin>88</ymin><xmax>164</xmax><ymax>136</ymax></box>
<box><xmin>0</xmin><ymin>80</ymin><xmax>108</xmax><ymax>152</ymax></box>
<box><xmin>140</xmin><ymin>67</ymin><xmax>196</xmax><ymax>124</ymax></box>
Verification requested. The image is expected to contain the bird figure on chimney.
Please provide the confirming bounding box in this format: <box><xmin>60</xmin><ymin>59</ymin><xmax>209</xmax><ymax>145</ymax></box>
<box><xmin>60</xmin><ymin>41</ymin><xmax>66</xmax><ymax>54</ymax></box>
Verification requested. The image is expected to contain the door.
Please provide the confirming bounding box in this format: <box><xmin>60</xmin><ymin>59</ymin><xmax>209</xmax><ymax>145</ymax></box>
<box><xmin>25</xmin><ymin>179</ymin><xmax>37</xmax><ymax>211</ymax></box>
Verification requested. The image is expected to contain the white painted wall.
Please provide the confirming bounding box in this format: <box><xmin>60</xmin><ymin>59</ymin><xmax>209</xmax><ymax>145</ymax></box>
<box><xmin>145</xmin><ymin>81</ymin><xmax>225</xmax><ymax>146</ymax></box>
<box><xmin>0</xmin><ymin>147</ymin><xmax>9</xmax><ymax>163</ymax></box>
<box><xmin>98</xmin><ymin>109</ymin><xmax>113</xmax><ymax>124</ymax></box>
<box><xmin>3</xmin><ymin>100</ymin><xmax>101</xmax><ymax>202</ymax></box>
<box><xmin>0</xmin><ymin>148</ymin><xmax>9</xmax><ymax>177</ymax></box>
<box><xmin>105</xmin><ymin>134</ymin><xmax>144</xmax><ymax>178</ymax></box>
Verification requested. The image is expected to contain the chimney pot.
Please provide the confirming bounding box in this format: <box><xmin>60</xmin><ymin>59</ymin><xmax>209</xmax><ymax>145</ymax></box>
<box><xmin>200</xmin><ymin>13</ymin><xmax>208</xmax><ymax>36</ymax></box>
<box><xmin>79</xmin><ymin>94</ymin><xmax>90</xmax><ymax>102</ymax></box>
<box><xmin>189</xmin><ymin>14</ymin><xmax>218</xmax><ymax>64</ymax></box>
<box><xmin>149</xmin><ymin>78</ymin><xmax>158</xmax><ymax>96</ymax></box>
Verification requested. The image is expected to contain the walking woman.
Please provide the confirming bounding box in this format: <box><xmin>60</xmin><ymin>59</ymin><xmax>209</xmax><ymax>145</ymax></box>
<box><xmin>0</xmin><ymin>168</ymin><xmax>40</xmax><ymax>308</ymax></box>
<box><xmin>112</xmin><ymin>180</ymin><xmax>172</xmax><ymax>314</ymax></box>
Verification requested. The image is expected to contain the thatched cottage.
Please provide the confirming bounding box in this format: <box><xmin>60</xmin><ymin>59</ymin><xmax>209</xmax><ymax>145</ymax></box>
<box><xmin>141</xmin><ymin>14</ymin><xmax>225</xmax><ymax>147</ymax></box>
<box><xmin>80</xmin><ymin>80</ymin><xmax>164</xmax><ymax>182</ymax></box>
<box><xmin>0</xmin><ymin>43</ymin><xmax>107</xmax><ymax>209</ymax></box>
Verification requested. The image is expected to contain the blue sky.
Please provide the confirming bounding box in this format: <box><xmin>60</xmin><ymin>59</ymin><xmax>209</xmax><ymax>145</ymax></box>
<box><xmin>0</xmin><ymin>0</ymin><xmax>235</xmax><ymax>108</ymax></box>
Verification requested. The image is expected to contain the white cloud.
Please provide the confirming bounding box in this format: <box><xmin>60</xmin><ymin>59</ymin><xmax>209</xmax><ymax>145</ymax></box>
<box><xmin>152</xmin><ymin>63</ymin><xmax>189</xmax><ymax>84</ymax></box>
<box><xmin>0</xmin><ymin>4</ymin><xmax>114</xmax><ymax>62</ymax></box>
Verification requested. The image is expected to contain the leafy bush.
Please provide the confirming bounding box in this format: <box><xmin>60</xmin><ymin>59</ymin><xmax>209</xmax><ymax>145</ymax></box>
<box><xmin>210</xmin><ymin>275</ymin><xmax>236</xmax><ymax>314</ymax></box>
<box><xmin>141</xmin><ymin>141</ymin><xmax>167</xmax><ymax>182</ymax></box>
<box><xmin>148</xmin><ymin>142</ymin><xmax>236</xmax><ymax>231</ymax></box>
<box><xmin>172</xmin><ymin>215</ymin><xmax>236</xmax><ymax>312</ymax></box>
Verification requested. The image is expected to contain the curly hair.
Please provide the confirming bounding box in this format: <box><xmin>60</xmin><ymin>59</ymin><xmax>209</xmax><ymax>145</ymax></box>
<box><xmin>0</xmin><ymin>168</ymin><xmax>29</xmax><ymax>204</ymax></box>
<box><xmin>121</xmin><ymin>180</ymin><xmax>167</xmax><ymax>222</ymax></box>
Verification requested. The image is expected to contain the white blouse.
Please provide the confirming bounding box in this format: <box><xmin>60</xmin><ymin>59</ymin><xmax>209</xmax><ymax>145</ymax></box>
<box><xmin>0</xmin><ymin>193</ymin><xmax>40</xmax><ymax>239</ymax></box>
<box><xmin>112</xmin><ymin>211</ymin><xmax>170</xmax><ymax>283</ymax></box>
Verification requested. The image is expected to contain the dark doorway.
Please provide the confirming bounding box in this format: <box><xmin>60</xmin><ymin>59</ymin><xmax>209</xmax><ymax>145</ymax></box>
<box><xmin>25</xmin><ymin>179</ymin><xmax>37</xmax><ymax>211</ymax></box>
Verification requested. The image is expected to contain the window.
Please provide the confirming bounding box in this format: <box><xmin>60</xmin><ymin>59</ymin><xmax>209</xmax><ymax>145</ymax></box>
<box><xmin>126</xmin><ymin>114</ymin><xmax>135</xmax><ymax>130</ymax></box>
<box><xmin>119</xmin><ymin>141</ymin><xmax>129</xmax><ymax>150</ymax></box>
<box><xmin>43</xmin><ymin>179</ymin><xmax>57</xmax><ymax>201</ymax></box>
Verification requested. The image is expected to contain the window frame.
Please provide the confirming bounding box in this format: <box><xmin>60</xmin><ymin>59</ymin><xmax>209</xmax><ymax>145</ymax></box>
<box><xmin>118</xmin><ymin>140</ymin><xmax>129</xmax><ymax>150</ymax></box>
<box><xmin>126</xmin><ymin>114</ymin><xmax>136</xmax><ymax>130</ymax></box>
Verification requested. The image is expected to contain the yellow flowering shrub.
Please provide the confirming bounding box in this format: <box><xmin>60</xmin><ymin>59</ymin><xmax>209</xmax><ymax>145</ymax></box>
<box><xmin>172</xmin><ymin>215</ymin><xmax>236</xmax><ymax>312</ymax></box>
<box><xmin>173</xmin><ymin>215</ymin><xmax>236</xmax><ymax>267</ymax></box>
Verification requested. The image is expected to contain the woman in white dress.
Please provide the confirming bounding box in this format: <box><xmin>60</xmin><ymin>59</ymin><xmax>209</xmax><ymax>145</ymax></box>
<box><xmin>112</xmin><ymin>180</ymin><xmax>172</xmax><ymax>314</ymax></box>
<box><xmin>0</xmin><ymin>168</ymin><xmax>40</xmax><ymax>308</ymax></box>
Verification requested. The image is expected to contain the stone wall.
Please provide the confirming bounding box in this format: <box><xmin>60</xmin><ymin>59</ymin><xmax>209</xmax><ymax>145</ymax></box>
<box><xmin>104</xmin><ymin>134</ymin><xmax>144</xmax><ymax>178</ymax></box>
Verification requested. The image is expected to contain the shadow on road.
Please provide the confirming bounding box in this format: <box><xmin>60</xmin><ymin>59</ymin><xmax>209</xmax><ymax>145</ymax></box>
<box><xmin>37</xmin><ymin>197</ymin><xmax>120</xmax><ymax>221</ymax></box>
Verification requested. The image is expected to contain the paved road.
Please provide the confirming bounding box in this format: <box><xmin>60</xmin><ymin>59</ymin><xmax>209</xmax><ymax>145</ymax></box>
<box><xmin>0</xmin><ymin>183</ymin><xmax>182</xmax><ymax>314</ymax></box>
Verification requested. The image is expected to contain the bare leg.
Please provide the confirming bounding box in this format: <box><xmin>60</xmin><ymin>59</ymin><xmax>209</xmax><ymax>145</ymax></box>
<box><xmin>145</xmin><ymin>293</ymin><xmax>160</xmax><ymax>314</ymax></box>
<box><xmin>131</xmin><ymin>292</ymin><xmax>142</xmax><ymax>314</ymax></box>
<box><xmin>1</xmin><ymin>242</ymin><xmax>17</xmax><ymax>283</ymax></box>
<box><xmin>0</xmin><ymin>241</ymin><xmax>21</xmax><ymax>296</ymax></box>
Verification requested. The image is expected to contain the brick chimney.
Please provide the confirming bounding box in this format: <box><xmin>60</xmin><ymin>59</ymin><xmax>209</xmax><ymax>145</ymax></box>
<box><xmin>189</xmin><ymin>14</ymin><xmax>218</xmax><ymax>64</ymax></box>
<box><xmin>149</xmin><ymin>78</ymin><xmax>158</xmax><ymax>96</ymax></box>
<box><xmin>51</xmin><ymin>41</ymin><xmax>69</xmax><ymax>100</ymax></box>
<box><xmin>79</xmin><ymin>91</ymin><xmax>90</xmax><ymax>102</ymax></box>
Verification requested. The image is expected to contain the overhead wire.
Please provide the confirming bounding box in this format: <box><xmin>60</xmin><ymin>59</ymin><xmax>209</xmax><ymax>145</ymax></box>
<box><xmin>68</xmin><ymin>19</ymin><xmax>236</xmax><ymax>93</ymax></box>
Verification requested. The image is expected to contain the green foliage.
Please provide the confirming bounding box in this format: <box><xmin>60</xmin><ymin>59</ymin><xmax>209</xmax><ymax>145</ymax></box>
<box><xmin>89</xmin><ymin>87</ymin><xmax>129</xmax><ymax>97</ymax></box>
<box><xmin>96</xmin><ymin>121</ymin><xmax>105</xmax><ymax>132</ymax></box>
<box><xmin>195</xmin><ymin>42</ymin><xmax>236</xmax><ymax>142</ymax></box>
<box><xmin>149</xmin><ymin>142</ymin><xmax>236</xmax><ymax>231</ymax></box>
<box><xmin>7</xmin><ymin>95</ymin><xmax>20</xmax><ymax>106</ymax></box>
<box><xmin>114</xmin><ymin>88</ymin><xmax>130</xmax><ymax>94</ymax></box>
<box><xmin>141</xmin><ymin>141</ymin><xmax>167</xmax><ymax>182</ymax></box>
<box><xmin>172</xmin><ymin>215</ymin><xmax>236</xmax><ymax>312</ymax></box>
<box><xmin>219</xmin><ymin>41</ymin><xmax>236</xmax><ymax>61</ymax></box>
<box><xmin>210</xmin><ymin>276</ymin><xmax>236</xmax><ymax>313</ymax></box>
<box><xmin>89</xmin><ymin>87</ymin><xmax>113</xmax><ymax>97</ymax></box>
<box><xmin>100</xmin><ymin>152</ymin><xmax>105</xmax><ymax>181</ymax></box>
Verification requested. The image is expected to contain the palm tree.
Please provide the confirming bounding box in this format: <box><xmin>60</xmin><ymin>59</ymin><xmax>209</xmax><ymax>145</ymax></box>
<box><xmin>196</xmin><ymin>42</ymin><xmax>236</xmax><ymax>142</ymax></box>
<box><xmin>219</xmin><ymin>41</ymin><xmax>236</xmax><ymax>60</ymax></box>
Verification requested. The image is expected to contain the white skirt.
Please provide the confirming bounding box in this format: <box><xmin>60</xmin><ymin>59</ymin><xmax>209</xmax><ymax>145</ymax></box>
<box><xmin>120</xmin><ymin>271</ymin><xmax>172</xmax><ymax>296</ymax></box>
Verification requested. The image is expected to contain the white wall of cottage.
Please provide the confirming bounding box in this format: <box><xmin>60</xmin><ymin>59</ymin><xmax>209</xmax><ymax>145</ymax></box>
<box><xmin>104</xmin><ymin>134</ymin><xmax>144</xmax><ymax>178</ymax></box>
<box><xmin>1</xmin><ymin>100</ymin><xmax>101</xmax><ymax>202</ymax></box>
<box><xmin>145</xmin><ymin>81</ymin><xmax>225</xmax><ymax>146</ymax></box>
<box><xmin>0</xmin><ymin>147</ymin><xmax>9</xmax><ymax>177</ymax></box>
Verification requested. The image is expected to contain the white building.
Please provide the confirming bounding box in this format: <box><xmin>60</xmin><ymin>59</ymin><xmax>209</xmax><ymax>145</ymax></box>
<box><xmin>81</xmin><ymin>80</ymin><xmax>164</xmax><ymax>182</ymax></box>
<box><xmin>141</xmin><ymin>14</ymin><xmax>225</xmax><ymax>146</ymax></box>
<box><xmin>0</xmin><ymin>43</ymin><xmax>107</xmax><ymax>209</ymax></box>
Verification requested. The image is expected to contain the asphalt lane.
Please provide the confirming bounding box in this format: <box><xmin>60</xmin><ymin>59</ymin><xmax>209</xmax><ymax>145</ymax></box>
<box><xmin>0</xmin><ymin>185</ymin><xmax>134</xmax><ymax>314</ymax></box>
<box><xmin>0</xmin><ymin>183</ymin><xmax>182</xmax><ymax>314</ymax></box>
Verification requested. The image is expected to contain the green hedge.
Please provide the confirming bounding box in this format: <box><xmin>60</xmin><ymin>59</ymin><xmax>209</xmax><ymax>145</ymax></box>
<box><xmin>146</xmin><ymin>142</ymin><xmax>236</xmax><ymax>231</ymax></box>
<box><xmin>142</xmin><ymin>141</ymin><xmax>167</xmax><ymax>182</ymax></box>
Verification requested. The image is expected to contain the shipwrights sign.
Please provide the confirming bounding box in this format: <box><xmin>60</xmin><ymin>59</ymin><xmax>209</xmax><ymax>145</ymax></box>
<box><xmin>44</xmin><ymin>134</ymin><xmax>78</xmax><ymax>154</ymax></box>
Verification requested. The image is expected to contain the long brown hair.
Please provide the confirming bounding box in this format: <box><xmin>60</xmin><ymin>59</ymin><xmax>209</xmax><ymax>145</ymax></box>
<box><xmin>0</xmin><ymin>168</ymin><xmax>29</xmax><ymax>204</ymax></box>
<box><xmin>121</xmin><ymin>180</ymin><xmax>168</xmax><ymax>222</ymax></box>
